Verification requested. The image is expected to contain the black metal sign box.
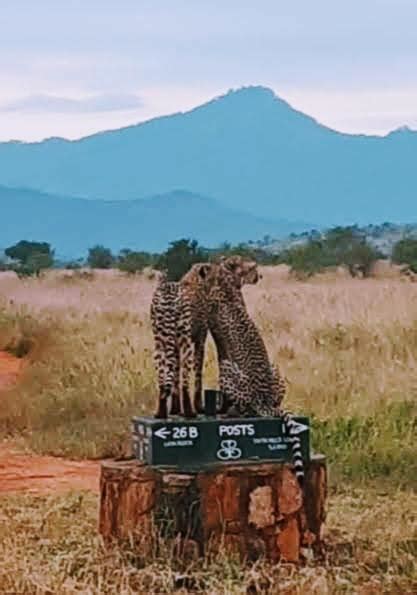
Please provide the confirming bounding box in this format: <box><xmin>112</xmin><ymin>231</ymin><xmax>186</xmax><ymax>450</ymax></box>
<box><xmin>132</xmin><ymin>415</ymin><xmax>310</xmax><ymax>470</ymax></box>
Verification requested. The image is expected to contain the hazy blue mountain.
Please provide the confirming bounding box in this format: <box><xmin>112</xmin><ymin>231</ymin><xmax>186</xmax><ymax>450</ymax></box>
<box><xmin>0</xmin><ymin>86</ymin><xmax>416</xmax><ymax>226</ymax></box>
<box><xmin>0</xmin><ymin>186</ymin><xmax>309</xmax><ymax>258</ymax></box>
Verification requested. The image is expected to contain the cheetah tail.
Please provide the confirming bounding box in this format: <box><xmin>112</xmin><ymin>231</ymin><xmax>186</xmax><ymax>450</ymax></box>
<box><xmin>281</xmin><ymin>411</ymin><xmax>305</xmax><ymax>487</ymax></box>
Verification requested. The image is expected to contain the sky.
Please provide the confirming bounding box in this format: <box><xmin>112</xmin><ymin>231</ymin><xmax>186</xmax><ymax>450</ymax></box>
<box><xmin>1</xmin><ymin>0</ymin><xmax>416</xmax><ymax>141</ymax></box>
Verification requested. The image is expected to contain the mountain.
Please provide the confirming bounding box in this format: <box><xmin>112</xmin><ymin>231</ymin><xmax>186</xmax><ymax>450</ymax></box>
<box><xmin>0</xmin><ymin>86</ymin><xmax>416</xmax><ymax>226</ymax></box>
<box><xmin>0</xmin><ymin>186</ymin><xmax>308</xmax><ymax>258</ymax></box>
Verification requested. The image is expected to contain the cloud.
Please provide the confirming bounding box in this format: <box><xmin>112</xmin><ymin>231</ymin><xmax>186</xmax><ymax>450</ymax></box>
<box><xmin>0</xmin><ymin>93</ymin><xmax>144</xmax><ymax>113</ymax></box>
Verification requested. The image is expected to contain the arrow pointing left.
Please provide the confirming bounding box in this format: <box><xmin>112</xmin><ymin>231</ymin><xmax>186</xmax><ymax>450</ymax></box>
<box><xmin>155</xmin><ymin>427</ymin><xmax>171</xmax><ymax>440</ymax></box>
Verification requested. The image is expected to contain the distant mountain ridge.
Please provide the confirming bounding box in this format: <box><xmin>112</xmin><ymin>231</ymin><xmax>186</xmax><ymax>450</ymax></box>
<box><xmin>0</xmin><ymin>185</ymin><xmax>309</xmax><ymax>258</ymax></box>
<box><xmin>264</xmin><ymin>222</ymin><xmax>417</xmax><ymax>257</ymax></box>
<box><xmin>0</xmin><ymin>86</ymin><xmax>416</xmax><ymax>225</ymax></box>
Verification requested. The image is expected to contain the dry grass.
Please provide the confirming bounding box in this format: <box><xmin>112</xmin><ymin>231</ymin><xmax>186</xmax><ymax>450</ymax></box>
<box><xmin>0</xmin><ymin>487</ymin><xmax>415</xmax><ymax>594</ymax></box>
<box><xmin>0</xmin><ymin>269</ymin><xmax>416</xmax><ymax>481</ymax></box>
<box><xmin>0</xmin><ymin>269</ymin><xmax>416</xmax><ymax>592</ymax></box>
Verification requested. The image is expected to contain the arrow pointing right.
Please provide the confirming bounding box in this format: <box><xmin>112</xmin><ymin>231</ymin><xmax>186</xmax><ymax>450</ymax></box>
<box><xmin>289</xmin><ymin>421</ymin><xmax>309</xmax><ymax>435</ymax></box>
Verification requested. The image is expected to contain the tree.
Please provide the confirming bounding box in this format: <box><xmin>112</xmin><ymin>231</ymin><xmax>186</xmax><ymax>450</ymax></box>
<box><xmin>117</xmin><ymin>249</ymin><xmax>155</xmax><ymax>274</ymax></box>
<box><xmin>325</xmin><ymin>226</ymin><xmax>381</xmax><ymax>277</ymax></box>
<box><xmin>5</xmin><ymin>240</ymin><xmax>52</xmax><ymax>264</ymax></box>
<box><xmin>5</xmin><ymin>240</ymin><xmax>54</xmax><ymax>276</ymax></box>
<box><xmin>392</xmin><ymin>238</ymin><xmax>417</xmax><ymax>273</ymax></box>
<box><xmin>156</xmin><ymin>239</ymin><xmax>208</xmax><ymax>281</ymax></box>
<box><xmin>87</xmin><ymin>245</ymin><xmax>114</xmax><ymax>269</ymax></box>
<box><xmin>280</xmin><ymin>226</ymin><xmax>381</xmax><ymax>279</ymax></box>
<box><xmin>280</xmin><ymin>240</ymin><xmax>329</xmax><ymax>278</ymax></box>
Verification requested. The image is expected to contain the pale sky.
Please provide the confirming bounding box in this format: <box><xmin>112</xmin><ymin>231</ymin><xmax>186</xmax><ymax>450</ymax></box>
<box><xmin>1</xmin><ymin>0</ymin><xmax>416</xmax><ymax>141</ymax></box>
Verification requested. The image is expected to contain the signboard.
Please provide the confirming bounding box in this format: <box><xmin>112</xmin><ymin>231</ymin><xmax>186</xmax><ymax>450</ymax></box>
<box><xmin>132</xmin><ymin>415</ymin><xmax>310</xmax><ymax>470</ymax></box>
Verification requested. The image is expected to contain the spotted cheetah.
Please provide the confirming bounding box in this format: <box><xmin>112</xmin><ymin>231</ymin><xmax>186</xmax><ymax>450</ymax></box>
<box><xmin>197</xmin><ymin>261</ymin><xmax>285</xmax><ymax>413</ymax></box>
<box><xmin>180</xmin><ymin>255</ymin><xmax>260</xmax><ymax>413</ymax></box>
<box><xmin>150</xmin><ymin>272</ymin><xmax>195</xmax><ymax>418</ymax></box>
<box><xmin>197</xmin><ymin>262</ymin><xmax>305</xmax><ymax>483</ymax></box>
<box><xmin>219</xmin><ymin>360</ymin><xmax>304</xmax><ymax>483</ymax></box>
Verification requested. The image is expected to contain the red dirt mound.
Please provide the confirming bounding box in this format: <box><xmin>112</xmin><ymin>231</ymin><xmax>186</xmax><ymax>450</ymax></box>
<box><xmin>0</xmin><ymin>351</ymin><xmax>24</xmax><ymax>391</ymax></box>
<box><xmin>0</xmin><ymin>351</ymin><xmax>100</xmax><ymax>494</ymax></box>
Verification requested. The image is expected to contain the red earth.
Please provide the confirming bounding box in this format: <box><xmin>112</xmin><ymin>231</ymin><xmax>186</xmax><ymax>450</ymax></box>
<box><xmin>0</xmin><ymin>351</ymin><xmax>24</xmax><ymax>391</ymax></box>
<box><xmin>0</xmin><ymin>351</ymin><xmax>100</xmax><ymax>494</ymax></box>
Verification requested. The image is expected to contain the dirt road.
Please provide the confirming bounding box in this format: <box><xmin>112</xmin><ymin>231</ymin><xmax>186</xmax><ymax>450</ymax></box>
<box><xmin>0</xmin><ymin>351</ymin><xmax>100</xmax><ymax>494</ymax></box>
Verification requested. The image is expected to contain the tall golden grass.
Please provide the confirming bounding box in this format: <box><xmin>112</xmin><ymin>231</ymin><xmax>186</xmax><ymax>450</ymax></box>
<box><xmin>0</xmin><ymin>269</ymin><xmax>416</xmax><ymax>592</ymax></box>
<box><xmin>0</xmin><ymin>268</ymin><xmax>416</xmax><ymax>478</ymax></box>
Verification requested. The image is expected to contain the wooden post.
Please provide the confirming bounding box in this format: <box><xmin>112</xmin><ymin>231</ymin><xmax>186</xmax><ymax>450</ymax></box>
<box><xmin>98</xmin><ymin>455</ymin><xmax>326</xmax><ymax>563</ymax></box>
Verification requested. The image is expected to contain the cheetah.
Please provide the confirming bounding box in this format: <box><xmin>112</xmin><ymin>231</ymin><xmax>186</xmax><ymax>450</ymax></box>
<box><xmin>219</xmin><ymin>360</ymin><xmax>304</xmax><ymax>484</ymax></box>
<box><xmin>195</xmin><ymin>260</ymin><xmax>284</xmax><ymax>414</ymax></box>
<box><xmin>150</xmin><ymin>272</ymin><xmax>195</xmax><ymax>418</ymax></box>
<box><xmin>180</xmin><ymin>255</ymin><xmax>260</xmax><ymax>413</ymax></box>
<box><xmin>197</xmin><ymin>262</ymin><xmax>305</xmax><ymax>483</ymax></box>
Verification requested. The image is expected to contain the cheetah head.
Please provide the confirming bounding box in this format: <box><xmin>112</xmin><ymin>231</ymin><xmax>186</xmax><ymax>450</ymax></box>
<box><xmin>218</xmin><ymin>255</ymin><xmax>261</xmax><ymax>286</ymax></box>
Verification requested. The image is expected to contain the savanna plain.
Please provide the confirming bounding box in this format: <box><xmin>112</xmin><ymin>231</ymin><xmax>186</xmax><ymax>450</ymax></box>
<box><xmin>0</xmin><ymin>266</ymin><xmax>416</xmax><ymax>594</ymax></box>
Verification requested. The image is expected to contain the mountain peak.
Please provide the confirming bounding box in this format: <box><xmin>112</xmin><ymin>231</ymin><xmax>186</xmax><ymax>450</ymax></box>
<box><xmin>201</xmin><ymin>85</ymin><xmax>292</xmax><ymax>112</ymax></box>
<box><xmin>224</xmin><ymin>85</ymin><xmax>277</xmax><ymax>101</ymax></box>
<box><xmin>0</xmin><ymin>86</ymin><xmax>416</xmax><ymax>228</ymax></box>
<box><xmin>387</xmin><ymin>125</ymin><xmax>416</xmax><ymax>137</ymax></box>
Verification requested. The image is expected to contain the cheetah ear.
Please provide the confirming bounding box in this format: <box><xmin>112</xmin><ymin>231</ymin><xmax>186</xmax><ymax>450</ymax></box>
<box><xmin>197</xmin><ymin>263</ymin><xmax>211</xmax><ymax>279</ymax></box>
<box><xmin>227</xmin><ymin>256</ymin><xmax>244</xmax><ymax>272</ymax></box>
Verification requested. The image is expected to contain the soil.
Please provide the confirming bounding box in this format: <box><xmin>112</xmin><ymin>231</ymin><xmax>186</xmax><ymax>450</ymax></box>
<box><xmin>0</xmin><ymin>351</ymin><xmax>100</xmax><ymax>494</ymax></box>
<box><xmin>0</xmin><ymin>351</ymin><xmax>24</xmax><ymax>391</ymax></box>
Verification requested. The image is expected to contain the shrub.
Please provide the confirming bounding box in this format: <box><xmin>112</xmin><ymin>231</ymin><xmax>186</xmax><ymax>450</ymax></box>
<box><xmin>156</xmin><ymin>239</ymin><xmax>208</xmax><ymax>281</ymax></box>
<box><xmin>5</xmin><ymin>240</ymin><xmax>54</xmax><ymax>277</ymax></box>
<box><xmin>87</xmin><ymin>245</ymin><xmax>114</xmax><ymax>269</ymax></box>
<box><xmin>392</xmin><ymin>237</ymin><xmax>417</xmax><ymax>273</ymax></box>
<box><xmin>117</xmin><ymin>249</ymin><xmax>156</xmax><ymax>274</ymax></box>
<box><xmin>280</xmin><ymin>226</ymin><xmax>381</xmax><ymax>278</ymax></box>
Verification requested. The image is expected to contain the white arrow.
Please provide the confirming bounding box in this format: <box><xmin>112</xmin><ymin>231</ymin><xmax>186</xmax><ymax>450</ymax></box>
<box><xmin>288</xmin><ymin>421</ymin><xmax>309</xmax><ymax>435</ymax></box>
<box><xmin>154</xmin><ymin>427</ymin><xmax>171</xmax><ymax>440</ymax></box>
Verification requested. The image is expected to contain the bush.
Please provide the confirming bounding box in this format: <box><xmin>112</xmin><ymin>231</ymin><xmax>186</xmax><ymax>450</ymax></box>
<box><xmin>66</xmin><ymin>259</ymin><xmax>84</xmax><ymax>270</ymax></box>
<box><xmin>87</xmin><ymin>245</ymin><xmax>114</xmax><ymax>269</ymax></box>
<box><xmin>156</xmin><ymin>239</ymin><xmax>208</xmax><ymax>281</ymax></box>
<box><xmin>325</xmin><ymin>226</ymin><xmax>381</xmax><ymax>277</ymax></box>
<box><xmin>280</xmin><ymin>226</ymin><xmax>381</xmax><ymax>278</ymax></box>
<box><xmin>117</xmin><ymin>249</ymin><xmax>156</xmax><ymax>274</ymax></box>
<box><xmin>392</xmin><ymin>238</ymin><xmax>417</xmax><ymax>273</ymax></box>
<box><xmin>280</xmin><ymin>240</ymin><xmax>330</xmax><ymax>278</ymax></box>
<box><xmin>4</xmin><ymin>240</ymin><xmax>54</xmax><ymax>277</ymax></box>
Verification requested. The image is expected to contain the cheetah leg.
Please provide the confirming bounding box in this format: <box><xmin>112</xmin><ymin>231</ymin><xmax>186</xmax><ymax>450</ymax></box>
<box><xmin>155</xmin><ymin>334</ymin><xmax>178</xmax><ymax>419</ymax></box>
<box><xmin>154</xmin><ymin>339</ymin><xmax>169</xmax><ymax>418</ymax></box>
<box><xmin>170</xmin><ymin>345</ymin><xmax>181</xmax><ymax>415</ymax></box>
<box><xmin>155</xmin><ymin>388</ymin><xmax>169</xmax><ymax>418</ymax></box>
<box><xmin>155</xmin><ymin>350</ymin><xmax>168</xmax><ymax>419</ymax></box>
<box><xmin>179</xmin><ymin>334</ymin><xmax>196</xmax><ymax>418</ymax></box>
<box><xmin>193</xmin><ymin>330</ymin><xmax>206</xmax><ymax>413</ymax></box>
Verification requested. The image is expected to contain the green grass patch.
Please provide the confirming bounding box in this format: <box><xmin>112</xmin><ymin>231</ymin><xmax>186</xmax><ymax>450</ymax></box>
<box><xmin>312</xmin><ymin>401</ymin><xmax>417</xmax><ymax>488</ymax></box>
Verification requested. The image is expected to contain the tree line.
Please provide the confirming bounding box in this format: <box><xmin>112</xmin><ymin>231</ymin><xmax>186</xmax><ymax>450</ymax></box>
<box><xmin>1</xmin><ymin>228</ymin><xmax>417</xmax><ymax>280</ymax></box>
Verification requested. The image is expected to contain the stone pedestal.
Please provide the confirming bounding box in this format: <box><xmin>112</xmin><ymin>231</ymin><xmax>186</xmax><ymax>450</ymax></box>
<box><xmin>99</xmin><ymin>455</ymin><xmax>326</xmax><ymax>563</ymax></box>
